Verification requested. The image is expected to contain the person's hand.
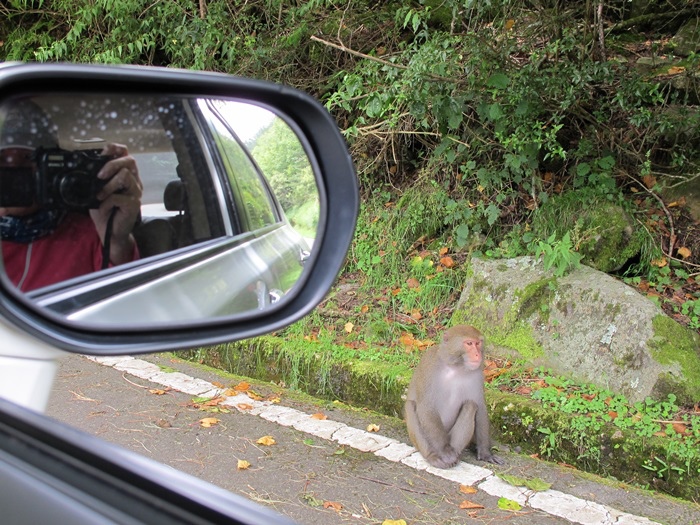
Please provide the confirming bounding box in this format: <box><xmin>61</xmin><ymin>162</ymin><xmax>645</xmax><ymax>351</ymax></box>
<box><xmin>89</xmin><ymin>143</ymin><xmax>143</xmax><ymax>266</ymax></box>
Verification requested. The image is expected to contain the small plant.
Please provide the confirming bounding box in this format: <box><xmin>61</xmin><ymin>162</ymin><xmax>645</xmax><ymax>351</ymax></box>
<box><xmin>534</xmin><ymin>231</ymin><xmax>583</xmax><ymax>277</ymax></box>
<box><xmin>537</xmin><ymin>426</ymin><xmax>558</xmax><ymax>457</ymax></box>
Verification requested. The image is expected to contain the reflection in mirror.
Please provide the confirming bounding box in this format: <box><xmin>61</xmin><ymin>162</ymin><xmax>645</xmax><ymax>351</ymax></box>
<box><xmin>0</xmin><ymin>93</ymin><xmax>321</xmax><ymax>327</ymax></box>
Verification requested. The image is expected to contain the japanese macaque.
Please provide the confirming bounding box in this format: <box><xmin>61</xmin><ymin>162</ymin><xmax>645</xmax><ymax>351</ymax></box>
<box><xmin>405</xmin><ymin>325</ymin><xmax>503</xmax><ymax>468</ymax></box>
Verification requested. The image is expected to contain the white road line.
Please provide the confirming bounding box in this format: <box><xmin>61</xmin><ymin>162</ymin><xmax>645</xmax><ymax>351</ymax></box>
<box><xmin>87</xmin><ymin>355</ymin><xmax>661</xmax><ymax>525</ymax></box>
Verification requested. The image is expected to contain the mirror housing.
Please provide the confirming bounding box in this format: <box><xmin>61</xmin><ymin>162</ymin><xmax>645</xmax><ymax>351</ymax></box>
<box><xmin>0</xmin><ymin>63</ymin><xmax>358</xmax><ymax>354</ymax></box>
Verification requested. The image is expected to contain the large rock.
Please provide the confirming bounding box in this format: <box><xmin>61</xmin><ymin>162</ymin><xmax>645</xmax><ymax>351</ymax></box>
<box><xmin>670</xmin><ymin>17</ymin><xmax>700</xmax><ymax>57</ymax></box>
<box><xmin>453</xmin><ymin>256</ymin><xmax>700</xmax><ymax>403</ymax></box>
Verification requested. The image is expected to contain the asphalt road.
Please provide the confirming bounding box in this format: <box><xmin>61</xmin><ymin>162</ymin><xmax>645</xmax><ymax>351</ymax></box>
<box><xmin>46</xmin><ymin>352</ymin><xmax>700</xmax><ymax>525</ymax></box>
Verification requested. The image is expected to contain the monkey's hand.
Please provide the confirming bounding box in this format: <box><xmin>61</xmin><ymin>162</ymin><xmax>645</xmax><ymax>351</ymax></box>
<box><xmin>477</xmin><ymin>450</ymin><xmax>504</xmax><ymax>465</ymax></box>
<box><xmin>426</xmin><ymin>445</ymin><xmax>460</xmax><ymax>469</ymax></box>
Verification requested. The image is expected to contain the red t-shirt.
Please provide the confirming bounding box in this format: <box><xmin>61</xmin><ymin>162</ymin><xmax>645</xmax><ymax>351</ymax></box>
<box><xmin>2</xmin><ymin>213</ymin><xmax>125</xmax><ymax>291</ymax></box>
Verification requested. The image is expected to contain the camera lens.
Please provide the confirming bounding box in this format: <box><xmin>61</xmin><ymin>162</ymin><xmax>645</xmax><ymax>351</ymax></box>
<box><xmin>58</xmin><ymin>172</ymin><xmax>99</xmax><ymax>208</ymax></box>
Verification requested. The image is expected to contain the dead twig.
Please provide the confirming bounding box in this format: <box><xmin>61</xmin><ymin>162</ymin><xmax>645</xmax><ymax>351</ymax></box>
<box><xmin>310</xmin><ymin>35</ymin><xmax>459</xmax><ymax>84</ymax></box>
<box><xmin>355</xmin><ymin>475</ymin><xmax>431</xmax><ymax>495</ymax></box>
<box><xmin>625</xmin><ymin>172</ymin><xmax>675</xmax><ymax>259</ymax></box>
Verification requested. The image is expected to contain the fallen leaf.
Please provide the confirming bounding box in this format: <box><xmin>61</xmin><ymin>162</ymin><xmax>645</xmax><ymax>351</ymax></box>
<box><xmin>237</xmin><ymin>403</ymin><xmax>254</xmax><ymax>411</ymax></box>
<box><xmin>234</xmin><ymin>381</ymin><xmax>251</xmax><ymax>391</ymax></box>
<box><xmin>672</xmin><ymin>422</ymin><xmax>688</xmax><ymax>435</ymax></box>
<box><xmin>498</xmin><ymin>497</ymin><xmax>522</xmax><ymax>511</ymax></box>
<box><xmin>155</xmin><ymin>419</ymin><xmax>171</xmax><ymax>428</ymax></box>
<box><xmin>459</xmin><ymin>500</ymin><xmax>484</xmax><ymax>509</ymax></box>
<box><xmin>202</xmin><ymin>396</ymin><xmax>226</xmax><ymax>406</ymax></box>
<box><xmin>367</xmin><ymin>423</ymin><xmax>380</xmax><ymax>432</ymax></box>
<box><xmin>302</xmin><ymin>493</ymin><xmax>323</xmax><ymax>507</ymax></box>
<box><xmin>149</xmin><ymin>389</ymin><xmax>167</xmax><ymax>395</ymax></box>
<box><xmin>525</xmin><ymin>478</ymin><xmax>552</xmax><ymax>491</ymax></box>
<box><xmin>500</xmin><ymin>474</ymin><xmax>527</xmax><ymax>486</ymax></box>
<box><xmin>651</xmin><ymin>258</ymin><xmax>667</xmax><ymax>268</ymax></box>
<box><xmin>459</xmin><ymin>485</ymin><xmax>478</xmax><ymax>494</ymax></box>
<box><xmin>344</xmin><ymin>322</ymin><xmax>354</xmax><ymax>333</ymax></box>
<box><xmin>212</xmin><ymin>381</ymin><xmax>226</xmax><ymax>388</ymax></box>
<box><xmin>440</xmin><ymin>256</ymin><xmax>455</xmax><ymax>268</ymax></box>
<box><xmin>360</xmin><ymin>304</ymin><xmax>370</xmax><ymax>314</ymax></box>
<box><xmin>642</xmin><ymin>174</ymin><xmax>657</xmax><ymax>189</ymax></box>
<box><xmin>257</xmin><ymin>435</ymin><xmax>276</xmax><ymax>446</ymax></box>
<box><xmin>439</xmin><ymin>247</ymin><xmax>449</xmax><ymax>256</ymax></box>
<box><xmin>199</xmin><ymin>417</ymin><xmax>220</xmax><ymax>428</ymax></box>
<box><xmin>677</xmin><ymin>246</ymin><xmax>692</xmax><ymax>259</ymax></box>
<box><xmin>667</xmin><ymin>66</ymin><xmax>686</xmax><ymax>75</ymax></box>
<box><xmin>381</xmin><ymin>520</ymin><xmax>407</xmax><ymax>525</ymax></box>
<box><xmin>311</xmin><ymin>412</ymin><xmax>327</xmax><ymax>420</ymax></box>
<box><xmin>400</xmin><ymin>333</ymin><xmax>416</xmax><ymax>347</ymax></box>
<box><xmin>237</xmin><ymin>459</ymin><xmax>251</xmax><ymax>470</ymax></box>
<box><xmin>323</xmin><ymin>501</ymin><xmax>342</xmax><ymax>512</ymax></box>
<box><xmin>410</xmin><ymin>309</ymin><xmax>422</xmax><ymax>320</ymax></box>
<box><xmin>406</xmin><ymin>277</ymin><xmax>420</xmax><ymax>289</ymax></box>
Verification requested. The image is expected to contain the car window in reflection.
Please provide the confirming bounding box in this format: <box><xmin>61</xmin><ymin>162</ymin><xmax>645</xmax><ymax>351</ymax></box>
<box><xmin>207</xmin><ymin>100</ymin><xmax>319</xmax><ymax>245</ymax></box>
<box><xmin>201</xmin><ymin>100</ymin><xmax>278</xmax><ymax>231</ymax></box>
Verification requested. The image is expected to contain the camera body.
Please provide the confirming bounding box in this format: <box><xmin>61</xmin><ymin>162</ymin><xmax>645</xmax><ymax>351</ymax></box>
<box><xmin>0</xmin><ymin>147</ymin><xmax>109</xmax><ymax>210</ymax></box>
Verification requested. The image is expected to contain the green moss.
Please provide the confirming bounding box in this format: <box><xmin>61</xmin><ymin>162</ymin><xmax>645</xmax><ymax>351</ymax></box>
<box><xmin>499</xmin><ymin>325</ymin><xmax>544</xmax><ymax>359</ymax></box>
<box><xmin>182</xmin><ymin>335</ymin><xmax>411</xmax><ymax>417</ymax></box>
<box><xmin>648</xmin><ymin>315</ymin><xmax>700</xmax><ymax>404</ymax></box>
<box><xmin>515</xmin><ymin>278</ymin><xmax>557</xmax><ymax>323</ymax></box>
<box><xmin>452</xmin><ymin>279</ymin><xmax>544</xmax><ymax>359</ymax></box>
<box><xmin>604</xmin><ymin>302</ymin><xmax>622</xmax><ymax>317</ymax></box>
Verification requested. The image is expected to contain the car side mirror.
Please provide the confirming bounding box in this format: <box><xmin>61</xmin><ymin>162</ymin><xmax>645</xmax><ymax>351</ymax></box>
<box><xmin>0</xmin><ymin>64</ymin><xmax>358</xmax><ymax>355</ymax></box>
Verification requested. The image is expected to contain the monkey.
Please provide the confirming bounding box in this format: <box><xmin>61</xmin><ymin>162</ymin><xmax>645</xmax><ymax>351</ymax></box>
<box><xmin>404</xmin><ymin>325</ymin><xmax>503</xmax><ymax>468</ymax></box>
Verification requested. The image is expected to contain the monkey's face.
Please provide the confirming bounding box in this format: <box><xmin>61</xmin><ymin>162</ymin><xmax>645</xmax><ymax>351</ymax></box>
<box><xmin>463</xmin><ymin>337</ymin><xmax>483</xmax><ymax>370</ymax></box>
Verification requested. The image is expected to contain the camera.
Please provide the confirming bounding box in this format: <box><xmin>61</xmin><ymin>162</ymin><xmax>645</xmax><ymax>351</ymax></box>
<box><xmin>0</xmin><ymin>147</ymin><xmax>110</xmax><ymax>210</ymax></box>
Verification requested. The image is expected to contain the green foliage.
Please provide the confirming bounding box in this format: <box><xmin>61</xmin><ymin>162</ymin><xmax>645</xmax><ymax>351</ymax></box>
<box><xmin>494</xmin><ymin>368</ymin><xmax>700</xmax><ymax>483</ymax></box>
<box><xmin>534</xmin><ymin>231</ymin><xmax>583</xmax><ymax>277</ymax></box>
<box><xmin>251</xmin><ymin>119</ymin><xmax>319</xmax><ymax>237</ymax></box>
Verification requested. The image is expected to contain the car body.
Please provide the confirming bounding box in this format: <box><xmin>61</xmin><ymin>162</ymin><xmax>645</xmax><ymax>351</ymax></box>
<box><xmin>0</xmin><ymin>63</ymin><xmax>358</xmax><ymax>525</ymax></box>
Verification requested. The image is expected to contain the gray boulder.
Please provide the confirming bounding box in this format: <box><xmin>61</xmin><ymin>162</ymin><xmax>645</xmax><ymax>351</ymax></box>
<box><xmin>453</xmin><ymin>256</ymin><xmax>700</xmax><ymax>404</ymax></box>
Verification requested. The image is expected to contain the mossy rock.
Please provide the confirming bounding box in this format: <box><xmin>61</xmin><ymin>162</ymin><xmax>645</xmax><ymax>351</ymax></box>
<box><xmin>532</xmin><ymin>190</ymin><xmax>644</xmax><ymax>273</ymax></box>
<box><xmin>454</xmin><ymin>256</ymin><xmax>700</xmax><ymax>403</ymax></box>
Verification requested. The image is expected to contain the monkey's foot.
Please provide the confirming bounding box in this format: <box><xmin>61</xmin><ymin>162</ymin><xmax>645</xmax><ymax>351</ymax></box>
<box><xmin>425</xmin><ymin>447</ymin><xmax>459</xmax><ymax>469</ymax></box>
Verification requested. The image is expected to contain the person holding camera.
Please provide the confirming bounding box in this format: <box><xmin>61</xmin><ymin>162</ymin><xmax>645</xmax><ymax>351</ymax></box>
<box><xmin>0</xmin><ymin>99</ymin><xmax>142</xmax><ymax>291</ymax></box>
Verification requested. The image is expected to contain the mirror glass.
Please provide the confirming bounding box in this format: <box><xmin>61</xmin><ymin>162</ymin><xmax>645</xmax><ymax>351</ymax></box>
<box><xmin>0</xmin><ymin>94</ymin><xmax>320</xmax><ymax>327</ymax></box>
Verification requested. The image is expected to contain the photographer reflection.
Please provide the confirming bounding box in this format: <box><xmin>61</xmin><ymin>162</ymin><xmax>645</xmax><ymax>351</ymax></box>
<box><xmin>0</xmin><ymin>100</ymin><xmax>142</xmax><ymax>291</ymax></box>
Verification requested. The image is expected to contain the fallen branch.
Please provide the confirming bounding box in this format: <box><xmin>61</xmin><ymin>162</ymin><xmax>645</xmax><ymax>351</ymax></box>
<box><xmin>310</xmin><ymin>35</ymin><xmax>459</xmax><ymax>84</ymax></box>
<box><xmin>625</xmin><ymin>172</ymin><xmax>675</xmax><ymax>259</ymax></box>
